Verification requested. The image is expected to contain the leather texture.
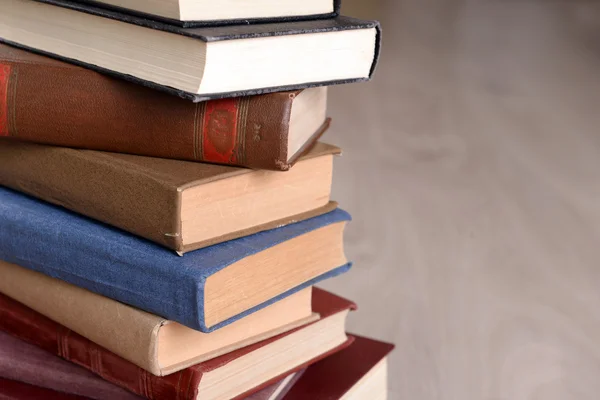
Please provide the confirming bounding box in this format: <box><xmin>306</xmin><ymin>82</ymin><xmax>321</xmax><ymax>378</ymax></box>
<box><xmin>0</xmin><ymin>288</ymin><xmax>356</xmax><ymax>400</ymax></box>
<box><xmin>0</xmin><ymin>43</ymin><xmax>329</xmax><ymax>170</ymax></box>
<box><xmin>0</xmin><ymin>378</ymin><xmax>91</xmax><ymax>400</ymax></box>
<box><xmin>0</xmin><ymin>186</ymin><xmax>352</xmax><ymax>332</ymax></box>
<box><xmin>0</xmin><ymin>331</ymin><xmax>141</xmax><ymax>400</ymax></box>
<box><xmin>0</xmin><ymin>139</ymin><xmax>340</xmax><ymax>252</ymax></box>
<box><xmin>0</xmin><ymin>330</ymin><xmax>303</xmax><ymax>400</ymax></box>
<box><xmin>284</xmin><ymin>335</ymin><xmax>395</xmax><ymax>400</ymax></box>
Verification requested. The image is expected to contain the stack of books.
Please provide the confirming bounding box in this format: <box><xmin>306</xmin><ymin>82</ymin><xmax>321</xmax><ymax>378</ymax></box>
<box><xmin>0</xmin><ymin>0</ymin><xmax>393</xmax><ymax>399</ymax></box>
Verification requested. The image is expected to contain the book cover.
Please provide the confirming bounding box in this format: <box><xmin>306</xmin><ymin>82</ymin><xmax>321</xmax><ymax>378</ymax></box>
<box><xmin>0</xmin><ymin>289</ymin><xmax>356</xmax><ymax>400</ymax></box>
<box><xmin>284</xmin><ymin>335</ymin><xmax>395</xmax><ymax>399</ymax></box>
<box><xmin>245</xmin><ymin>371</ymin><xmax>305</xmax><ymax>400</ymax></box>
<box><xmin>0</xmin><ymin>44</ymin><xmax>330</xmax><ymax>170</ymax></box>
<box><xmin>0</xmin><ymin>187</ymin><xmax>352</xmax><ymax>332</ymax></box>
<box><xmin>0</xmin><ymin>331</ymin><xmax>140</xmax><ymax>400</ymax></box>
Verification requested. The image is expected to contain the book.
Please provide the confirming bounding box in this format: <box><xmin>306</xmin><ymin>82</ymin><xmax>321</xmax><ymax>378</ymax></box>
<box><xmin>284</xmin><ymin>335</ymin><xmax>395</xmax><ymax>400</ymax></box>
<box><xmin>0</xmin><ymin>186</ymin><xmax>351</xmax><ymax>332</ymax></box>
<box><xmin>0</xmin><ymin>260</ymin><xmax>317</xmax><ymax>376</ymax></box>
<box><xmin>0</xmin><ymin>0</ymin><xmax>381</xmax><ymax>101</ymax></box>
<box><xmin>0</xmin><ymin>331</ymin><xmax>141</xmax><ymax>400</ymax></box>
<box><xmin>0</xmin><ymin>378</ymin><xmax>91</xmax><ymax>400</ymax></box>
<box><xmin>0</xmin><ymin>331</ymin><xmax>304</xmax><ymax>400</ymax></box>
<box><xmin>0</xmin><ymin>288</ymin><xmax>356</xmax><ymax>400</ymax></box>
<box><xmin>0</xmin><ymin>141</ymin><xmax>340</xmax><ymax>254</ymax></box>
<box><xmin>0</xmin><ymin>377</ymin><xmax>301</xmax><ymax>400</ymax></box>
<box><xmin>0</xmin><ymin>43</ymin><xmax>331</xmax><ymax>170</ymax></box>
<box><xmin>73</xmin><ymin>0</ymin><xmax>341</xmax><ymax>27</ymax></box>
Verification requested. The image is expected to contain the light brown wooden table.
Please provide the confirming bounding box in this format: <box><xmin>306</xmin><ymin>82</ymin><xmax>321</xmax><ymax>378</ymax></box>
<box><xmin>321</xmin><ymin>1</ymin><xmax>600</xmax><ymax>398</ymax></box>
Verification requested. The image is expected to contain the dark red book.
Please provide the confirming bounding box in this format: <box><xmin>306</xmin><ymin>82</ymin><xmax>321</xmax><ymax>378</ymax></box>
<box><xmin>0</xmin><ymin>331</ymin><xmax>141</xmax><ymax>400</ymax></box>
<box><xmin>0</xmin><ymin>330</ymin><xmax>305</xmax><ymax>400</ymax></box>
<box><xmin>284</xmin><ymin>335</ymin><xmax>395</xmax><ymax>400</ymax></box>
<box><xmin>245</xmin><ymin>371</ymin><xmax>305</xmax><ymax>400</ymax></box>
<box><xmin>0</xmin><ymin>288</ymin><xmax>356</xmax><ymax>400</ymax></box>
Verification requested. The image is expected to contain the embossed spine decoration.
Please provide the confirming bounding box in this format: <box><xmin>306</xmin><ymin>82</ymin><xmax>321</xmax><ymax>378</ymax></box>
<box><xmin>0</xmin><ymin>64</ymin><xmax>11</xmax><ymax>136</ymax></box>
<box><xmin>201</xmin><ymin>97</ymin><xmax>243</xmax><ymax>165</ymax></box>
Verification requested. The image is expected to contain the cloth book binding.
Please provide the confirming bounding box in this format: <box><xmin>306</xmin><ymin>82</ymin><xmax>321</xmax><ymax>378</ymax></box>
<box><xmin>0</xmin><ymin>187</ymin><xmax>352</xmax><ymax>332</ymax></box>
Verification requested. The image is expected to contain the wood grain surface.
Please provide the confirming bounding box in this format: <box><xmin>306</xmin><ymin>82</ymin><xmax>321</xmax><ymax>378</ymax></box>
<box><xmin>322</xmin><ymin>0</ymin><xmax>600</xmax><ymax>399</ymax></box>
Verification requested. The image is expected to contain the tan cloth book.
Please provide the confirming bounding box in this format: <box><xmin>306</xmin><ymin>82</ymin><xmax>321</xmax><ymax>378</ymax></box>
<box><xmin>0</xmin><ymin>140</ymin><xmax>340</xmax><ymax>254</ymax></box>
<box><xmin>0</xmin><ymin>260</ymin><xmax>318</xmax><ymax>376</ymax></box>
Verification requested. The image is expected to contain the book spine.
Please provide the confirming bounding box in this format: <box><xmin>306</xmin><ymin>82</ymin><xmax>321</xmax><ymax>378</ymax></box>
<box><xmin>0</xmin><ymin>260</ymin><xmax>163</xmax><ymax>376</ymax></box>
<box><xmin>0</xmin><ymin>57</ymin><xmax>296</xmax><ymax>170</ymax></box>
<box><xmin>0</xmin><ymin>187</ymin><xmax>202</xmax><ymax>331</ymax></box>
<box><xmin>0</xmin><ymin>293</ymin><xmax>202</xmax><ymax>400</ymax></box>
<box><xmin>333</xmin><ymin>0</ymin><xmax>341</xmax><ymax>14</ymax></box>
<box><xmin>0</xmin><ymin>331</ymin><xmax>142</xmax><ymax>400</ymax></box>
<box><xmin>0</xmin><ymin>140</ymin><xmax>184</xmax><ymax>252</ymax></box>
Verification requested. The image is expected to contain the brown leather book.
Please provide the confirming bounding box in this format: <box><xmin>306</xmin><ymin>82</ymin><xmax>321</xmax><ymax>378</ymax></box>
<box><xmin>284</xmin><ymin>335</ymin><xmax>395</xmax><ymax>400</ymax></box>
<box><xmin>0</xmin><ymin>43</ymin><xmax>329</xmax><ymax>170</ymax></box>
<box><xmin>0</xmin><ymin>140</ymin><xmax>340</xmax><ymax>253</ymax></box>
<box><xmin>0</xmin><ymin>288</ymin><xmax>356</xmax><ymax>400</ymax></box>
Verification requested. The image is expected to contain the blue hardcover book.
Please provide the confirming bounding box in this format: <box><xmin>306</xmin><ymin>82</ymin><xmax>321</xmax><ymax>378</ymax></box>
<box><xmin>0</xmin><ymin>187</ymin><xmax>351</xmax><ymax>332</ymax></box>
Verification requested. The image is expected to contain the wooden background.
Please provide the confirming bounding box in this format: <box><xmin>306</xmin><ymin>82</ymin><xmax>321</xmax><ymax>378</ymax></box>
<box><xmin>320</xmin><ymin>0</ymin><xmax>600</xmax><ymax>399</ymax></box>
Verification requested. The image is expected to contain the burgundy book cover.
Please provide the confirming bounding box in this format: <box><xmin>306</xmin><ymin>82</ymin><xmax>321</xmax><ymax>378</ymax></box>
<box><xmin>0</xmin><ymin>331</ymin><xmax>141</xmax><ymax>400</ymax></box>
<box><xmin>0</xmin><ymin>329</ymin><xmax>297</xmax><ymax>400</ymax></box>
<box><xmin>284</xmin><ymin>335</ymin><xmax>395</xmax><ymax>400</ymax></box>
<box><xmin>0</xmin><ymin>378</ymin><xmax>90</xmax><ymax>400</ymax></box>
<box><xmin>0</xmin><ymin>288</ymin><xmax>356</xmax><ymax>400</ymax></box>
<box><xmin>244</xmin><ymin>370</ymin><xmax>305</xmax><ymax>400</ymax></box>
<box><xmin>0</xmin><ymin>43</ymin><xmax>330</xmax><ymax>170</ymax></box>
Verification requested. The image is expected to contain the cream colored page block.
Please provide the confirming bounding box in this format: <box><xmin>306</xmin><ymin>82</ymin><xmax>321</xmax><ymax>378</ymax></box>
<box><xmin>198</xmin><ymin>311</ymin><xmax>348</xmax><ymax>400</ymax></box>
<box><xmin>157</xmin><ymin>288</ymin><xmax>312</xmax><ymax>371</ymax></box>
<box><xmin>198</xmin><ymin>28</ymin><xmax>377</xmax><ymax>94</ymax></box>
<box><xmin>180</xmin><ymin>155</ymin><xmax>332</xmax><ymax>245</ymax></box>
<box><xmin>288</xmin><ymin>87</ymin><xmax>329</xmax><ymax>160</ymax></box>
<box><xmin>180</xmin><ymin>0</ymin><xmax>334</xmax><ymax>21</ymax></box>
<box><xmin>204</xmin><ymin>222</ymin><xmax>347</xmax><ymax>327</ymax></box>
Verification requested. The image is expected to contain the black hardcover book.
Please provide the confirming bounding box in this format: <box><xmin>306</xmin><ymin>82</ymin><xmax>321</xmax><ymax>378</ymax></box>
<box><xmin>1</xmin><ymin>0</ymin><xmax>381</xmax><ymax>102</ymax></box>
<box><xmin>68</xmin><ymin>0</ymin><xmax>343</xmax><ymax>28</ymax></box>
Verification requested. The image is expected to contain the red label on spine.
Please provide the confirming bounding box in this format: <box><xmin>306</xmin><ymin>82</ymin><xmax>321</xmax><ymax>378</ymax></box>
<box><xmin>202</xmin><ymin>98</ymin><xmax>240</xmax><ymax>164</ymax></box>
<box><xmin>0</xmin><ymin>64</ymin><xmax>10</xmax><ymax>137</ymax></box>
